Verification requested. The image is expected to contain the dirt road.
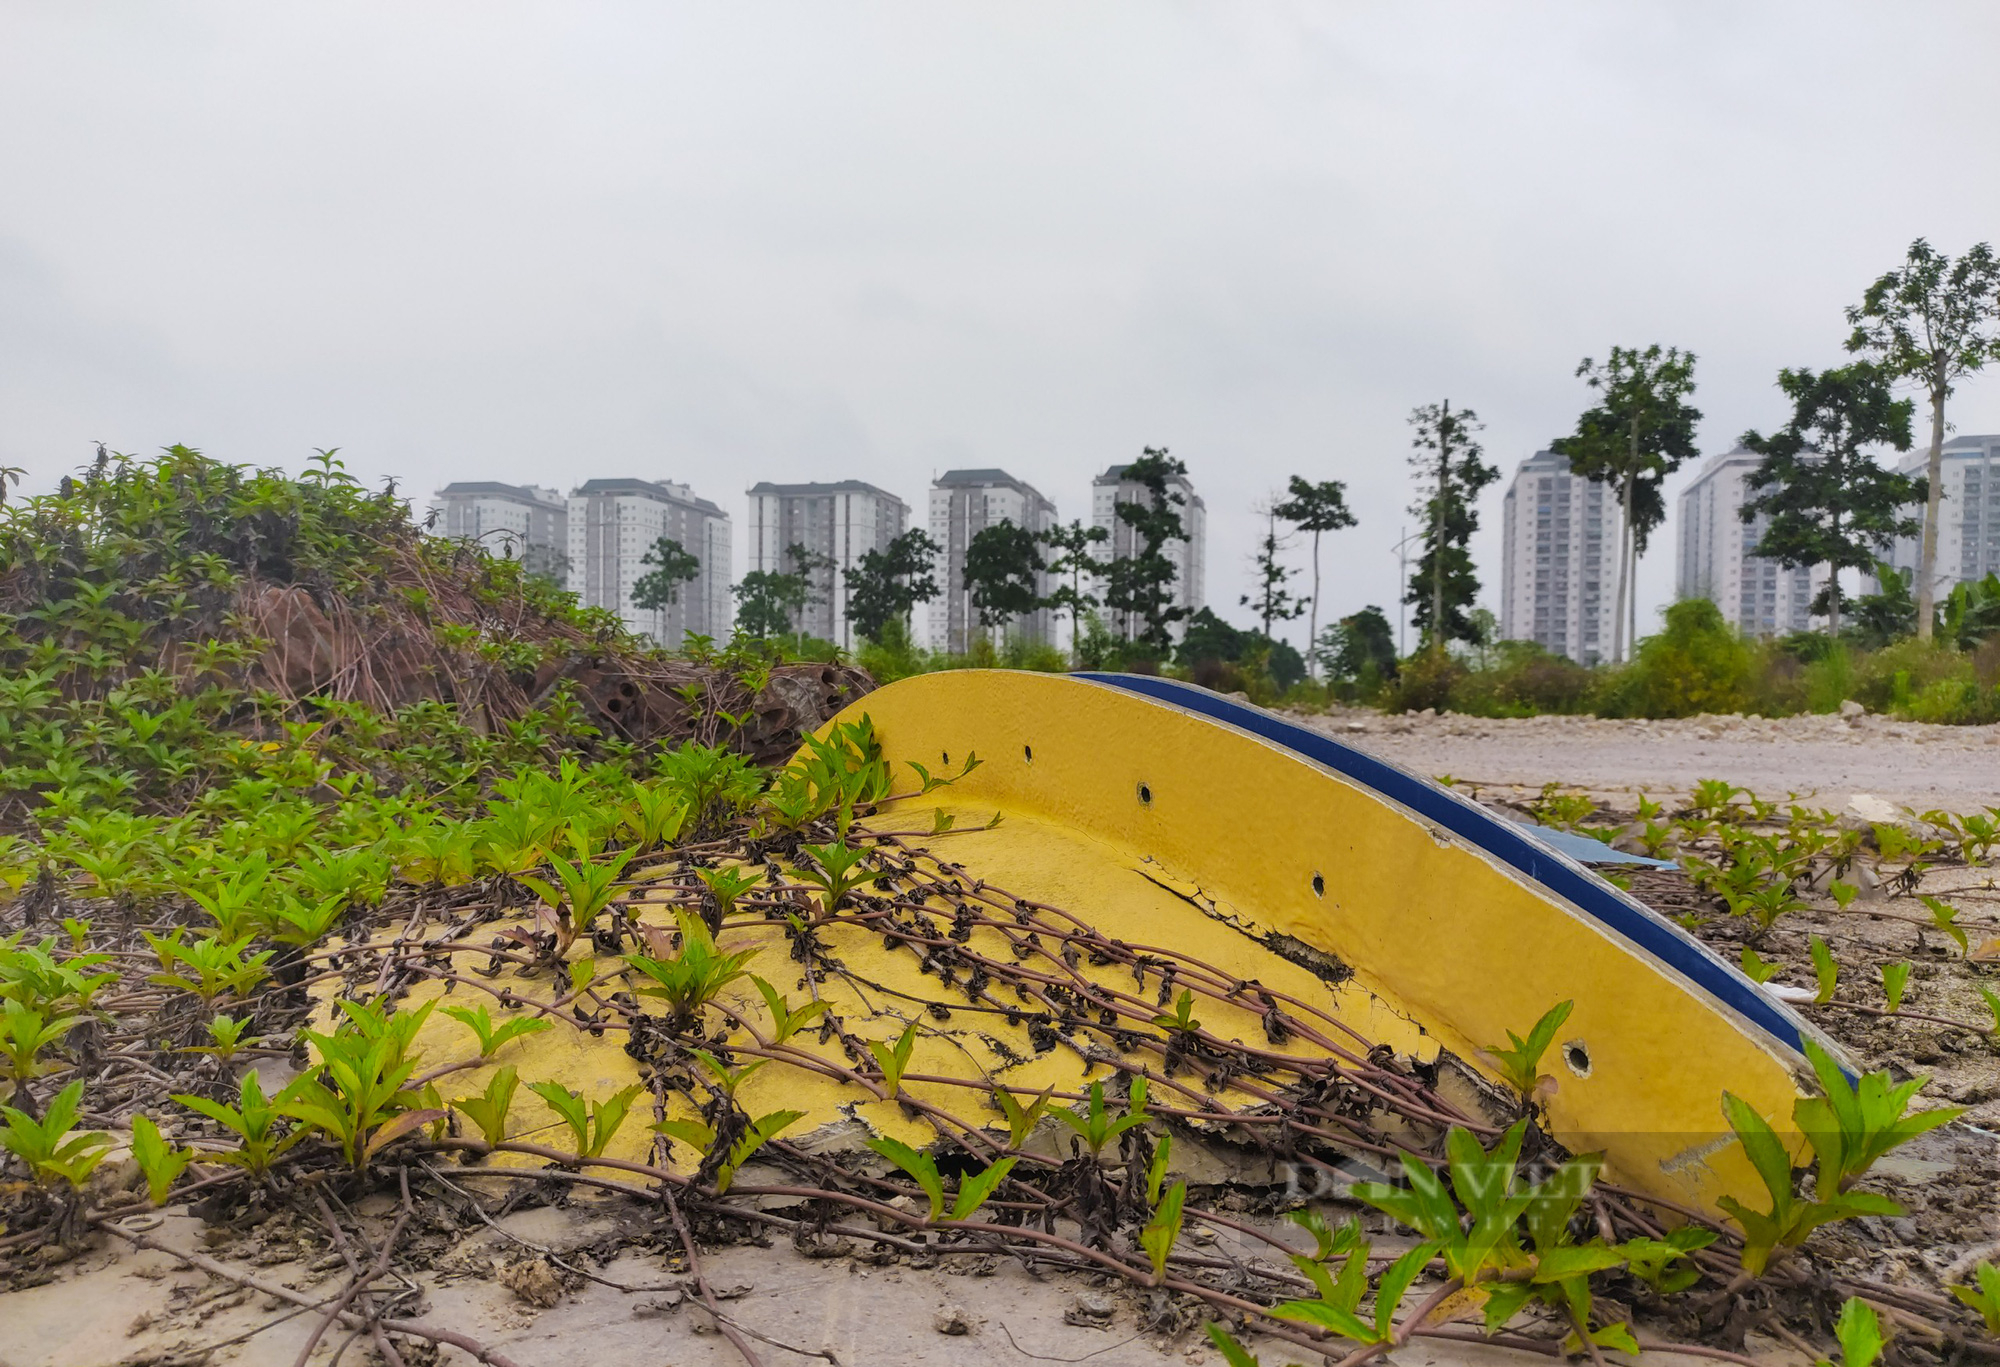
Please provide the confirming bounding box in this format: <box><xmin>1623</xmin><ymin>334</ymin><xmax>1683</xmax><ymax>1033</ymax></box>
<box><xmin>1288</xmin><ymin>706</ymin><xmax>2000</xmax><ymax>813</ymax></box>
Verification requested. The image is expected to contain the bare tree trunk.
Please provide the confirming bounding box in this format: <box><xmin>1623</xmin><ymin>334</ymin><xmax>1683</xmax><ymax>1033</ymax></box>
<box><xmin>1916</xmin><ymin>386</ymin><xmax>1946</xmax><ymax>643</ymax></box>
<box><xmin>1431</xmin><ymin>401</ymin><xmax>1451</xmax><ymax>653</ymax></box>
<box><xmin>1304</xmin><ymin>535</ymin><xmax>1320</xmax><ymax>683</ymax></box>
<box><xmin>1613</xmin><ymin>470</ymin><xmax>1636</xmax><ymax>664</ymax></box>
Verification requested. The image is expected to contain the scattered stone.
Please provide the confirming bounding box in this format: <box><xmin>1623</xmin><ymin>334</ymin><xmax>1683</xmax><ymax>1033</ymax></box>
<box><xmin>1841</xmin><ymin>699</ymin><xmax>1867</xmax><ymax>719</ymax></box>
<box><xmin>1066</xmin><ymin>1290</ymin><xmax>1117</xmax><ymax>1326</ymax></box>
<box><xmin>933</xmin><ymin>1302</ymin><xmax>976</xmax><ymax>1335</ymax></box>
<box><xmin>1846</xmin><ymin>793</ymin><xmax>1906</xmax><ymax>826</ymax></box>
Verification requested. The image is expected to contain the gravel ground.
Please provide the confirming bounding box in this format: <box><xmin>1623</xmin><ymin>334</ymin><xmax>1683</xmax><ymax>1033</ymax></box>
<box><xmin>1288</xmin><ymin>705</ymin><xmax>2000</xmax><ymax>813</ymax></box>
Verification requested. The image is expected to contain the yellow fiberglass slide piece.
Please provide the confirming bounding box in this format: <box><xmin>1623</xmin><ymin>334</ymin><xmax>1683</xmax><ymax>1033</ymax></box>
<box><xmin>817</xmin><ymin>669</ymin><xmax>1837</xmax><ymax>1215</ymax></box>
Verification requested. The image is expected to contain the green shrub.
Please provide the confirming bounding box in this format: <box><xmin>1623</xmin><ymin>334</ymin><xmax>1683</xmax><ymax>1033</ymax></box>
<box><xmin>1387</xmin><ymin>650</ymin><xmax>1466</xmax><ymax>713</ymax></box>
<box><xmin>1848</xmin><ymin>638</ymin><xmax>1970</xmax><ymax>715</ymax></box>
<box><xmin>1593</xmin><ymin>600</ymin><xmax>1752</xmax><ymax>718</ymax></box>
<box><xmin>1444</xmin><ymin>641</ymin><xmax>1595</xmax><ymax>717</ymax></box>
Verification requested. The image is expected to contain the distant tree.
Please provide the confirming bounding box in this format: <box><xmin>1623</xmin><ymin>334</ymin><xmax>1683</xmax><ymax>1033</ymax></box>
<box><xmin>786</xmin><ymin>543</ymin><xmax>836</xmax><ymax>637</ymax></box>
<box><xmin>1240</xmin><ymin>502</ymin><xmax>1307</xmax><ymax>638</ymax></box>
<box><xmin>1549</xmin><ymin>345</ymin><xmax>1701</xmax><ymax>664</ymax></box>
<box><xmin>1175</xmin><ymin>606</ymin><xmax>1249</xmax><ymax>666</ymax></box>
<box><xmin>1273</xmin><ymin>476</ymin><xmax>1355</xmax><ymax>677</ymax></box>
<box><xmin>961</xmin><ymin>519</ymin><xmax>1046</xmax><ymax>634</ymax></box>
<box><xmin>1845</xmin><ymin>239</ymin><xmax>2000</xmax><ymax>640</ymax></box>
<box><xmin>1035</xmin><ymin>520</ymin><xmax>1108</xmax><ymax>665</ymax></box>
<box><xmin>1104</xmin><ymin>447</ymin><xmax>1190</xmax><ymax>654</ymax></box>
<box><xmin>846</xmin><ymin>528</ymin><xmax>941</xmax><ymax>642</ymax></box>
<box><xmin>733</xmin><ymin>568</ymin><xmax>808</xmax><ymax>640</ymax></box>
<box><xmin>1406</xmin><ymin>402</ymin><xmax>1497</xmax><ymax>651</ymax></box>
<box><xmin>1740</xmin><ymin>362</ymin><xmax>1921</xmax><ymax>636</ymax></box>
<box><xmin>1315</xmin><ymin>605</ymin><xmax>1398</xmax><ymax>683</ymax></box>
<box><xmin>631</xmin><ymin>537</ymin><xmax>701</xmax><ymax>612</ymax></box>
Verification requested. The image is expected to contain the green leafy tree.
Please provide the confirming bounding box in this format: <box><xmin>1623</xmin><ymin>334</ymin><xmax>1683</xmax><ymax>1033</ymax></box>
<box><xmin>1845</xmin><ymin>239</ymin><xmax>2000</xmax><ymax>641</ymax></box>
<box><xmin>1035</xmin><ymin>520</ymin><xmax>1108</xmax><ymax>665</ymax></box>
<box><xmin>1104</xmin><ymin>448</ymin><xmax>1191</xmax><ymax>654</ymax></box>
<box><xmin>733</xmin><ymin>569</ymin><xmax>807</xmax><ymax>640</ymax></box>
<box><xmin>1549</xmin><ymin>346</ymin><xmax>1701</xmax><ymax>663</ymax></box>
<box><xmin>631</xmin><ymin>537</ymin><xmax>701</xmax><ymax>613</ymax></box>
<box><xmin>1273</xmin><ymin>476</ymin><xmax>1355</xmax><ymax>677</ymax></box>
<box><xmin>1315</xmin><ymin>605</ymin><xmax>1398</xmax><ymax>684</ymax></box>
<box><xmin>845</xmin><ymin>528</ymin><xmax>941</xmax><ymax>642</ymax></box>
<box><xmin>1406</xmin><ymin>402</ymin><xmax>1497</xmax><ymax>652</ymax></box>
<box><xmin>961</xmin><ymin>519</ymin><xmax>1046</xmax><ymax>637</ymax></box>
<box><xmin>1240</xmin><ymin>503</ymin><xmax>1306</xmax><ymax>639</ymax></box>
<box><xmin>1741</xmin><ymin>362</ymin><xmax>1921</xmax><ymax>635</ymax></box>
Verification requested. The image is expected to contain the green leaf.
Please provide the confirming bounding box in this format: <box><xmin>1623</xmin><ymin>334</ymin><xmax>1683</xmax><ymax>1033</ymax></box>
<box><xmin>1372</xmin><ymin>1241</ymin><xmax>1439</xmax><ymax>1341</ymax></box>
<box><xmin>130</xmin><ymin>1114</ymin><xmax>190</xmax><ymax>1206</ymax></box>
<box><xmin>1834</xmin><ymin>1297</ymin><xmax>1884</xmax><ymax>1367</ymax></box>
<box><xmin>1740</xmin><ymin>947</ymin><xmax>1782</xmax><ymax>984</ymax></box>
<box><xmin>1879</xmin><ymin>961</ymin><xmax>1911</xmax><ymax>1015</ymax></box>
<box><xmin>865</xmin><ymin>1134</ymin><xmax>944</xmax><ymax>1220</ymax></box>
<box><xmin>1949</xmin><ymin>1261</ymin><xmax>2000</xmax><ymax>1334</ymax></box>
<box><xmin>1271</xmin><ymin>1296</ymin><xmax>1375</xmax><ymax>1343</ymax></box>
<box><xmin>1809</xmin><ymin>935</ymin><xmax>1839</xmax><ymax>1005</ymax></box>
<box><xmin>1139</xmin><ymin>1179</ymin><xmax>1186</xmax><ymax>1280</ymax></box>
<box><xmin>949</xmin><ymin>1156</ymin><xmax>1017</xmax><ymax>1221</ymax></box>
<box><xmin>1203</xmin><ymin>1324</ymin><xmax>1262</xmax><ymax>1367</ymax></box>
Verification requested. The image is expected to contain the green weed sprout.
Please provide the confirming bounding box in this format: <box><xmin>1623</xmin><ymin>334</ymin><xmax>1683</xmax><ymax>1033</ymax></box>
<box><xmin>1483</xmin><ymin>999</ymin><xmax>1573</xmax><ymax>1101</ymax></box>
<box><xmin>992</xmin><ymin>1085</ymin><xmax>1054</xmax><ymax>1148</ymax></box>
<box><xmin>654</xmin><ymin>1109</ymin><xmax>804</xmax><ymax>1194</ymax></box>
<box><xmin>183</xmin><ymin>1012</ymin><xmax>257</xmax><ymax>1059</ymax></box>
<box><xmin>1919</xmin><ymin>897</ymin><xmax>1969</xmax><ymax>956</ymax></box>
<box><xmin>450</xmin><ymin>1065</ymin><xmax>520</xmax><ymax>1147</ymax></box>
<box><xmin>527</xmin><ymin>1080</ymin><xmax>644</xmax><ymax>1159</ymax></box>
<box><xmin>1740</xmin><ymin>948</ymin><xmax>1783</xmax><ymax>984</ymax></box>
<box><xmin>143</xmin><ymin>930</ymin><xmax>272</xmax><ymax>1005</ymax></box>
<box><xmin>865</xmin><ymin>1135</ymin><xmax>1018</xmax><ymax>1222</ymax></box>
<box><xmin>1879</xmin><ymin>962</ymin><xmax>1911</xmax><ymax>1014</ymax></box>
<box><xmin>1825</xmin><ymin>1297</ymin><xmax>1884</xmax><ymax>1367</ymax></box>
<box><xmin>1718</xmin><ymin>1039</ymin><xmax>1963</xmax><ymax>1274</ymax></box>
<box><xmin>624</xmin><ymin>909</ymin><xmax>759</xmax><ymax>1030</ymax></box>
<box><xmin>1809</xmin><ymin>936</ymin><xmax>1839</xmax><ymax>1004</ymax></box>
<box><xmin>175</xmin><ymin>1069</ymin><xmax>307</xmax><ymax>1177</ymax></box>
<box><xmin>749</xmin><ymin>976</ymin><xmax>830</xmax><ymax>1044</ymax></box>
<box><xmin>1151</xmin><ymin>988</ymin><xmax>1202</xmax><ymax>1035</ymax></box>
<box><xmin>690</xmin><ymin>1048</ymin><xmax>768</xmax><ymax>1101</ymax></box>
<box><xmin>130</xmin><ymin>1113</ymin><xmax>191</xmax><ymax>1205</ymax></box>
<box><xmin>796</xmin><ymin>841</ymin><xmax>883</xmax><ymax>915</ymax></box>
<box><xmin>0</xmin><ymin>998</ymin><xmax>78</xmax><ymax>1083</ymax></box>
<box><xmin>1055</xmin><ymin>1077</ymin><xmax>1150</xmax><ymax>1158</ymax></box>
<box><xmin>520</xmin><ymin>847</ymin><xmax>636</xmax><ymax>957</ymax></box>
<box><xmin>443</xmin><ymin>1003</ymin><xmax>554</xmax><ymax>1058</ymax></box>
<box><xmin>1951</xmin><ymin>1262</ymin><xmax>2000</xmax><ymax>1335</ymax></box>
<box><xmin>867</xmin><ymin>1021</ymin><xmax>919</xmax><ymax>1098</ymax></box>
<box><xmin>281</xmin><ymin>1000</ymin><xmax>441</xmax><ymax>1167</ymax></box>
<box><xmin>694</xmin><ymin>865</ymin><xmax>762</xmax><ymax>920</ymax></box>
<box><xmin>1</xmin><ymin>1079</ymin><xmax>110</xmax><ymax>1189</ymax></box>
<box><xmin>1139</xmin><ymin>1179</ymin><xmax>1187</xmax><ymax>1283</ymax></box>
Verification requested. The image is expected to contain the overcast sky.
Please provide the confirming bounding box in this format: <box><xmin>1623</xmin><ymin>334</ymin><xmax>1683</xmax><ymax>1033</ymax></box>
<box><xmin>5</xmin><ymin>3</ymin><xmax>1998</xmax><ymax>650</ymax></box>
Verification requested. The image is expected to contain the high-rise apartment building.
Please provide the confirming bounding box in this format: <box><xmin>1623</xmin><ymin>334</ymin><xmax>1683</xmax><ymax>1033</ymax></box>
<box><xmin>1887</xmin><ymin>434</ymin><xmax>2000</xmax><ymax>595</ymax></box>
<box><xmin>1498</xmin><ymin>450</ymin><xmax>1622</xmax><ymax>664</ymax></box>
<box><xmin>1675</xmin><ymin>446</ymin><xmax>1824</xmax><ymax>637</ymax></box>
<box><xmin>566</xmin><ymin>479</ymin><xmax>732</xmax><ymax>648</ymax></box>
<box><xmin>745</xmin><ymin>481</ymin><xmax>909</xmax><ymax>649</ymax></box>
<box><xmin>433</xmin><ymin>482</ymin><xmax>569</xmax><ymax>585</ymax></box>
<box><xmin>1090</xmin><ymin>464</ymin><xmax>1206</xmax><ymax>642</ymax></box>
<box><xmin>926</xmin><ymin>469</ymin><xmax>1058</xmax><ymax>653</ymax></box>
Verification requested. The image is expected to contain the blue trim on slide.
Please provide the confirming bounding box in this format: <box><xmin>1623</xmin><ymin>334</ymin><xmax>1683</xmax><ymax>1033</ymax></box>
<box><xmin>1074</xmin><ymin>672</ymin><xmax>1811</xmax><ymax>1064</ymax></box>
